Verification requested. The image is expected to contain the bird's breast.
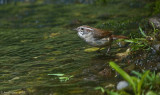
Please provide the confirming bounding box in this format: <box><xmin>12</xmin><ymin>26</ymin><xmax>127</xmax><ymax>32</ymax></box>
<box><xmin>88</xmin><ymin>37</ymin><xmax>111</xmax><ymax>47</ymax></box>
<box><xmin>78</xmin><ymin>32</ymin><xmax>112</xmax><ymax>47</ymax></box>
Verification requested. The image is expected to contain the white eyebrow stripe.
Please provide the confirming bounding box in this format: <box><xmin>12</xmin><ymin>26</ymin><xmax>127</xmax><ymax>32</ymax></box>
<box><xmin>85</xmin><ymin>28</ymin><xmax>93</xmax><ymax>30</ymax></box>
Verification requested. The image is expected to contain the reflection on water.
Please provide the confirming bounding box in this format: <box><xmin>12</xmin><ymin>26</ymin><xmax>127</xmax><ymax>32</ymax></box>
<box><xmin>0</xmin><ymin>0</ymin><xmax>153</xmax><ymax>94</ymax></box>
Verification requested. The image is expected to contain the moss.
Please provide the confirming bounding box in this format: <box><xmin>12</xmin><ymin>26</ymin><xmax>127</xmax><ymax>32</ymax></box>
<box><xmin>153</xmin><ymin>0</ymin><xmax>160</xmax><ymax>15</ymax></box>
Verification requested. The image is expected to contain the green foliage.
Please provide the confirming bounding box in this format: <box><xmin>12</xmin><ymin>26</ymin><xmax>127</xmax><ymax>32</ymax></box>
<box><xmin>146</xmin><ymin>91</ymin><xmax>157</xmax><ymax>95</ymax></box>
<box><xmin>139</xmin><ymin>26</ymin><xmax>147</xmax><ymax>37</ymax></box>
<box><xmin>109</xmin><ymin>62</ymin><xmax>160</xmax><ymax>95</ymax></box>
<box><xmin>125</xmin><ymin>38</ymin><xmax>151</xmax><ymax>51</ymax></box>
<box><xmin>153</xmin><ymin>0</ymin><xmax>160</xmax><ymax>14</ymax></box>
<box><xmin>124</xmin><ymin>27</ymin><xmax>152</xmax><ymax>51</ymax></box>
<box><xmin>125</xmin><ymin>24</ymin><xmax>160</xmax><ymax>52</ymax></box>
<box><xmin>94</xmin><ymin>87</ymin><xmax>105</xmax><ymax>93</ymax></box>
<box><xmin>132</xmin><ymin>71</ymin><xmax>160</xmax><ymax>90</ymax></box>
<box><xmin>110</xmin><ymin>62</ymin><xmax>136</xmax><ymax>93</ymax></box>
<box><xmin>110</xmin><ymin>61</ymin><xmax>149</xmax><ymax>95</ymax></box>
<box><xmin>151</xmin><ymin>22</ymin><xmax>159</xmax><ymax>39</ymax></box>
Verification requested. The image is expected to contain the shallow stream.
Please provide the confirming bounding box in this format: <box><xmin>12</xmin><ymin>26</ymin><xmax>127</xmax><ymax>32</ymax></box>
<box><xmin>0</xmin><ymin>0</ymin><xmax>154</xmax><ymax>94</ymax></box>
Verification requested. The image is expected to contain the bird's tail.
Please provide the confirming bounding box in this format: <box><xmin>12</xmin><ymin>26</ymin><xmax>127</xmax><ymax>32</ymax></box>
<box><xmin>111</xmin><ymin>35</ymin><xmax>128</xmax><ymax>40</ymax></box>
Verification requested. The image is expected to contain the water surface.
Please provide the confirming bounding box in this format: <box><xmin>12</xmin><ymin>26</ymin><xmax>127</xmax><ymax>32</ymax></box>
<box><xmin>0</xmin><ymin>0</ymin><xmax>151</xmax><ymax>94</ymax></box>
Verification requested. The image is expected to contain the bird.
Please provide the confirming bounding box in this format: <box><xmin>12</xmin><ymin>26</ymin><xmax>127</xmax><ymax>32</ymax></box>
<box><xmin>74</xmin><ymin>25</ymin><xmax>128</xmax><ymax>53</ymax></box>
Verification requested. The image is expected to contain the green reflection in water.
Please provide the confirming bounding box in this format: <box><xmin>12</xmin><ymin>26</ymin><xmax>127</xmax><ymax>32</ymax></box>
<box><xmin>0</xmin><ymin>0</ymin><xmax>150</xmax><ymax>94</ymax></box>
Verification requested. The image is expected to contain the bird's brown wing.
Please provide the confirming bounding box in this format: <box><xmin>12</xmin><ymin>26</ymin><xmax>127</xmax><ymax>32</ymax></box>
<box><xmin>81</xmin><ymin>25</ymin><xmax>113</xmax><ymax>39</ymax></box>
<box><xmin>92</xmin><ymin>28</ymin><xmax>112</xmax><ymax>39</ymax></box>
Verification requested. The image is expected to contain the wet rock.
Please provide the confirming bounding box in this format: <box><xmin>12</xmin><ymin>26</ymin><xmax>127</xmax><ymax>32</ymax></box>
<box><xmin>149</xmin><ymin>17</ymin><xmax>160</xmax><ymax>29</ymax></box>
<box><xmin>151</xmin><ymin>41</ymin><xmax>160</xmax><ymax>54</ymax></box>
<box><xmin>83</xmin><ymin>74</ymin><xmax>98</xmax><ymax>81</ymax></box>
<box><xmin>124</xmin><ymin>63</ymin><xmax>135</xmax><ymax>73</ymax></box>
<box><xmin>117</xmin><ymin>81</ymin><xmax>129</xmax><ymax>90</ymax></box>
<box><xmin>98</xmin><ymin>67</ymin><xmax>113</xmax><ymax>77</ymax></box>
<box><xmin>155</xmin><ymin>32</ymin><xmax>160</xmax><ymax>41</ymax></box>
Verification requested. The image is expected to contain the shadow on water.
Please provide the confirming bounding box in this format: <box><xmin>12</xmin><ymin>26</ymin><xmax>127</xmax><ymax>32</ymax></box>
<box><xmin>0</xmin><ymin>0</ymin><xmax>157</xmax><ymax>94</ymax></box>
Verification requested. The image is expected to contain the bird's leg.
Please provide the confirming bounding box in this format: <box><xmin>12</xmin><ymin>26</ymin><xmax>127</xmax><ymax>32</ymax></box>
<box><xmin>106</xmin><ymin>45</ymin><xmax>111</xmax><ymax>54</ymax></box>
<box><xmin>97</xmin><ymin>47</ymin><xmax>102</xmax><ymax>53</ymax></box>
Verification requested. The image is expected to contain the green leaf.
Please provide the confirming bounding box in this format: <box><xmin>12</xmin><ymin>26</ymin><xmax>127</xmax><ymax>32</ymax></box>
<box><xmin>109</xmin><ymin>62</ymin><xmax>136</xmax><ymax>94</ymax></box>
<box><xmin>139</xmin><ymin>26</ymin><xmax>147</xmax><ymax>37</ymax></box>
<box><xmin>48</xmin><ymin>74</ymin><xmax>64</xmax><ymax>76</ymax></box>
<box><xmin>124</xmin><ymin>39</ymin><xmax>135</xmax><ymax>43</ymax></box>
<box><xmin>94</xmin><ymin>87</ymin><xmax>105</xmax><ymax>93</ymax></box>
<box><xmin>151</xmin><ymin>22</ymin><xmax>156</xmax><ymax>32</ymax></box>
<box><xmin>137</xmin><ymin>71</ymin><xmax>150</xmax><ymax>95</ymax></box>
<box><xmin>132</xmin><ymin>71</ymin><xmax>142</xmax><ymax>78</ymax></box>
<box><xmin>107</xmin><ymin>90</ymin><xmax>120</xmax><ymax>95</ymax></box>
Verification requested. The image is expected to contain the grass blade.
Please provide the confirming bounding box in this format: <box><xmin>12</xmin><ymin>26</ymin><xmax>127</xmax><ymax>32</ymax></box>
<box><xmin>139</xmin><ymin>26</ymin><xmax>147</xmax><ymax>37</ymax></box>
<box><xmin>137</xmin><ymin>71</ymin><xmax>150</xmax><ymax>95</ymax></box>
<box><xmin>109</xmin><ymin>62</ymin><xmax>136</xmax><ymax>94</ymax></box>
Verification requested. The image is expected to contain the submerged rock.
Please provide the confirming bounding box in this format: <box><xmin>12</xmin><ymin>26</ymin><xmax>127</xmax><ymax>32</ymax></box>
<box><xmin>98</xmin><ymin>67</ymin><xmax>113</xmax><ymax>77</ymax></box>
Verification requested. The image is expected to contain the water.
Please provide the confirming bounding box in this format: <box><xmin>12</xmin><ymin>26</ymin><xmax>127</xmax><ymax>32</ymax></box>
<box><xmin>0</xmin><ymin>0</ymin><xmax>153</xmax><ymax>94</ymax></box>
<box><xmin>0</xmin><ymin>0</ymin><xmax>95</xmax><ymax>4</ymax></box>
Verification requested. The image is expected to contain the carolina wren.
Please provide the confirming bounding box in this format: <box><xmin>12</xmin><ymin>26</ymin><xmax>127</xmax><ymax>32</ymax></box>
<box><xmin>74</xmin><ymin>25</ymin><xmax>128</xmax><ymax>53</ymax></box>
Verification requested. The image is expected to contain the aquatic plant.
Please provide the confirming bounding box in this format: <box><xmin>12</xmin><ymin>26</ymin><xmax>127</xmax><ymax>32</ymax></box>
<box><xmin>48</xmin><ymin>74</ymin><xmax>74</xmax><ymax>82</ymax></box>
<box><xmin>124</xmin><ymin>27</ymin><xmax>151</xmax><ymax>52</ymax></box>
<box><xmin>95</xmin><ymin>62</ymin><xmax>160</xmax><ymax>95</ymax></box>
<box><xmin>108</xmin><ymin>62</ymin><xmax>160</xmax><ymax>95</ymax></box>
<box><xmin>153</xmin><ymin>0</ymin><xmax>160</xmax><ymax>15</ymax></box>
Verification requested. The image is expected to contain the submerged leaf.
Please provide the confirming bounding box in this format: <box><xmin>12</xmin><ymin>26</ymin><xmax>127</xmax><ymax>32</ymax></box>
<box><xmin>48</xmin><ymin>74</ymin><xmax>64</xmax><ymax>76</ymax></box>
<box><xmin>49</xmin><ymin>33</ymin><xmax>59</xmax><ymax>38</ymax></box>
<box><xmin>84</xmin><ymin>47</ymin><xmax>103</xmax><ymax>52</ymax></box>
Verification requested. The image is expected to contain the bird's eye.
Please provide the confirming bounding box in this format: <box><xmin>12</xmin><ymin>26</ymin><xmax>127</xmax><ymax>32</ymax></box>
<box><xmin>81</xmin><ymin>28</ymin><xmax>84</xmax><ymax>30</ymax></box>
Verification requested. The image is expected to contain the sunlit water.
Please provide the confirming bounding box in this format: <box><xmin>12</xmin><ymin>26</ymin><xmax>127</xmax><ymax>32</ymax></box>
<box><xmin>0</xmin><ymin>0</ymin><xmax>154</xmax><ymax>94</ymax></box>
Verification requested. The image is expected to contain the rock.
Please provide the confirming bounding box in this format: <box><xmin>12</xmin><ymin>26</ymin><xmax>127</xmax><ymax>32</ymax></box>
<box><xmin>98</xmin><ymin>67</ymin><xmax>113</xmax><ymax>77</ymax></box>
<box><xmin>124</xmin><ymin>63</ymin><xmax>135</xmax><ymax>73</ymax></box>
<box><xmin>149</xmin><ymin>17</ymin><xmax>160</xmax><ymax>29</ymax></box>
<box><xmin>117</xmin><ymin>81</ymin><xmax>129</xmax><ymax>90</ymax></box>
<box><xmin>151</xmin><ymin>41</ymin><xmax>160</xmax><ymax>54</ymax></box>
<box><xmin>155</xmin><ymin>32</ymin><xmax>160</xmax><ymax>41</ymax></box>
